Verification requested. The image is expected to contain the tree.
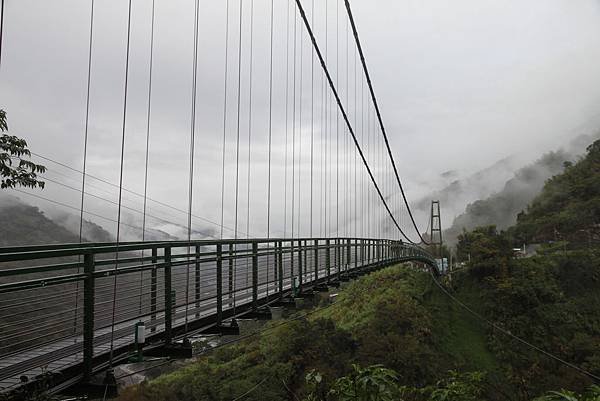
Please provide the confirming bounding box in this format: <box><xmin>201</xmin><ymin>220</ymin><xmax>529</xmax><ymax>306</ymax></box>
<box><xmin>0</xmin><ymin>109</ymin><xmax>46</xmax><ymax>189</ymax></box>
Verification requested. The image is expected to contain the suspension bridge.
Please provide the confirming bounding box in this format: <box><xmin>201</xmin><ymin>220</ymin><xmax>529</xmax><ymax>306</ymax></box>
<box><xmin>0</xmin><ymin>0</ymin><xmax>441</xmax><ymax>396</ymax></box>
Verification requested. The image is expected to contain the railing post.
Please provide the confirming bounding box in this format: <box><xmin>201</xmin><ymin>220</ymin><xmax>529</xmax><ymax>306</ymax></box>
<box><xmin>83</xmin><ymin>252</ymin><xmax>95</xmax><ymax>381</ymax></box>
<box><xmin>298</xmin><ymin>240</ymin><xmax>303</xmax><ymax>291</ymax></box>
<box><xmin>252</xmin><ymin>241</ymin><xmax>258</xmax><ymax>309</ymax></box>
<box><xmin>337</xmin><ymin>239</ymin><xmax>341</xmax><ymax>280</ymax></box>
<box><xmin>326</xmin><ymin>238</ymin><xmax>331</xmax><ymax>280</ymax></box>
<box><xmin>314</xmin><ymin>239</ymin><xmax>319</xmax><ymax>282</ymax></box>
<box><xmin>346</xmin><ymin>239</ymin><xmax>351</xmax><ymax>271</ymax></box>
<box><xmin>278</xmin><ymin>241</ymin><xmax>284</xmax><ymax>296</ymax></box>
<box><xmin>228</xmin><ymin>243</ymin><xmax>234</xmax><ymax>306</ymax></box>
<box><xmin>150</xmin><ymin>247</ymin><xmax>157</xmax><ymax>333</ymax></box>
<box><xmin>164</xmin><ymin>246</ymin><xmax>173</xmax><ymax>345</ymax></box>
<box><xmin>355</xmin><ymin>239</ymin><xmax>359</xmax><ymax>270</ymax></box>
<box><xmin>195</xmin><ymin>244</ymin><xmax>201</xmax><ymax>317</ymax></box>
<box><xmin>290</xmin><ymin>240</ymin><xmax>294</xmax><ymax>283</ymax></box>
<box><xmin>216</xmin><ymin>243</ymin><xmax>223</xmax><ymax>325</ymax></box>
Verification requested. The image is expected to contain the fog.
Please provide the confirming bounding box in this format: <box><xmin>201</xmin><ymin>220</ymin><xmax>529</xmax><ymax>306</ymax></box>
<box><xmin>1</xmin><ymin>0</ymin><xmax>600</xmax><ymax>242</ymax></box>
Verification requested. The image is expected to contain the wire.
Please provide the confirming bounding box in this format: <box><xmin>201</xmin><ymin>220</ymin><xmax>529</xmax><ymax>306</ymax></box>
<box><xmin>245</xmin><ymin>0</ymin><xmax>254</xmax><ymax>240</ymax></box>
<box><xmin>429</xmin><ymin>271</ymin><xmax>600</xmax><ymax>383</ymax></box>
<box><xmin>343</xmin><ymin>0</ymin><xmax>428</xmax><ymax>245</ymax></box>
<box><xmin>31</xmin><ymin>152</ymin><xmax>244</xmax><ymax>237</ymax></box>
<box><xmin>231</xmin><ymin>377</ymin><xmax>268</xmax><ymax>401</ymax></box>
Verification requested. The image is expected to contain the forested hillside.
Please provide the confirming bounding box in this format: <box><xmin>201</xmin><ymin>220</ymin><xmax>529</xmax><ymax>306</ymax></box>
<box><xmin>113</xmin><ymin>139</ymin><xmax>600</xmax><ymax>401</ymax></box>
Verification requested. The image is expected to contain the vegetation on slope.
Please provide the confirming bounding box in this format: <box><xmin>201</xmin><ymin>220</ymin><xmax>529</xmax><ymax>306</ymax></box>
<box><xmin>116</xmin><ymin>139</ymin><xmax>600</xmax><ymax>400</ymax></box>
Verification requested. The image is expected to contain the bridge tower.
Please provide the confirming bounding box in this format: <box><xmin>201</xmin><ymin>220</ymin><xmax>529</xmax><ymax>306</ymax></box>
<box><xmin>430</xmin><ymin>200</ymin><xmax>443</xmax><ymax>268</ymax></box>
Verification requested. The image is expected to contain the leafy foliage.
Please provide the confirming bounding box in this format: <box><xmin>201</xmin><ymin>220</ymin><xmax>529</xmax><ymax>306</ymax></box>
<box><xmin>0</xmin><ymin>109</ymin><xmax>46</xmax><ymax>189</ymax></box>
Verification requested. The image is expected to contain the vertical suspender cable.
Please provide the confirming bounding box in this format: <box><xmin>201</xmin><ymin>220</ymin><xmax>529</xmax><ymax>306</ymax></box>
<box><xmin>220</xmin><ymin>0</ymin><xmax>230</xmax><ymax>239</ymax></box>
<box><xmin>245</xmin><ymin>0</ymin><xmax>254</xmax><ymax>239</ymax></box>
<box><xmin>291</xmin><ymin>4</ymin><xmax>296</xmax><ymax>238</ymax></box>
<box><xmin>297</xmin><ymin>6</ymin><xmax>303</xmax><ymax>238</ymax></box>
<box><xmin>336</xmin><ymin>0</ymin><xmax>339</xmax><ymax>236</ymax></box>
<box><xmin>309</xmin><ymin>0</ymin><xmax>314</xmax><ymax>238</ymax></box>
<box><xmin>109</xmin><ymin>0</ymin><xmax>133</xmax><ymax>366</ymax></box>
<box><xmin>185</xmin><ymin>0</ymin><xmax>200</xmax><ymax>336</ymax></box>
<box><xmin>267</xmin><ymin>0</ymin><xmax>274</xmax><ymax>238</ymax></box>
<box><xmin>324</xmin><ymin>0</ymin><xmax>328</xmax><ymax>237</ymax></box>
<box><xmin>284</xmin><ymin>0</ymin><xmax>289</xmax><ymax>237</ymax></box>
<box><xmin>233</xmin><ymin>0</ymin><xmax>243</xmax><ymax>242</ymax></box>
<box><xmin>139</xmin><ymin>0</ymin><xmax>156</xmax><ymax>314</ymax></box>
<box><xmin>79</xmin><ymin>0</ymin><xmax>95</xmax><ymax>245</ymax></box>
<box><xmin>73</xmin><ymin>0</ymin><xmax>95</xmax><ymax>336</ymax></box>
<box><xmin>233</xmin><ymin>0</ymin><xmax>243</xmax><ymax>310</ymax></box>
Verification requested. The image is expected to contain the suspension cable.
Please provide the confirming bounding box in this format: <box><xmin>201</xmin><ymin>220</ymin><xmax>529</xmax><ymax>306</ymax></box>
<box><xmin>184</xmin><ymin>0</ymin><xmax>201</xmax><ymax>337</ymax></box>
<box><xmin>267</xmin><ymin>0</ymin><xmax>274</xmax><ymax>239</ymax></box>
<box><xmin>294</xmin><ymin>0</ymin><xmax>414</xmax><ymax>242</ymax></box>
<box><xmin>343</xmin><ymin>0</ymin><xmax>428</xmax><ymax>244</ymax></box>
<box><xmin>109</xmin><ymin>0</ymin><xmax>133</xmax><ymax>366</ymax></box>
<box><xmin>245</xmin><ymin>0</ymin><xmax>254</xmax><ymax>240</ymax></box>
<box><xmin>220</xmin><ymin>0</ymin><xmax>230</xmax><ymax>239</ymax></box>
<box><xmin>309</xmin><ymin>0</ymin><xmax>314</xmax><ymax>238</ymax></box>
<box><xmin>73</xmin><ymin>0</ymin><xmax>95</xmax><ymax>338</ymax></box>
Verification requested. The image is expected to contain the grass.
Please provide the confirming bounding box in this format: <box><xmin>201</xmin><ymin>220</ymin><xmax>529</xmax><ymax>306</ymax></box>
<box><xmin>425</xmin><ymin>275</ymin><xmax>500</xmax><ymax>374</ymax></box>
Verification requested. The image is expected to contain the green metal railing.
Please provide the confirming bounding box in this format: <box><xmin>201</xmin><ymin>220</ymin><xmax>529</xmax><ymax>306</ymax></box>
<box><xmin>0</xmin><ymin>237</ymin><xmax>436</xmax><ymax>392</ymax></box>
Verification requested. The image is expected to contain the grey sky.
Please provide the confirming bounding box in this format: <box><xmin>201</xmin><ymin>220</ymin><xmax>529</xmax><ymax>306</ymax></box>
<box><xmin>1</xmin><ymin>0</ymin><xmax>600</xmax><ymax>241</ymax></box>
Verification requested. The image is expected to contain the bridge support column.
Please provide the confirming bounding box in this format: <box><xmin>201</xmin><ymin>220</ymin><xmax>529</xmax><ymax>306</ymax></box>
<box><xmin>252</xmin><ymin>241</ymin><xmax>258</xmax><ymax>309</ymax></box>
<box><xmin>216</xmin><ymin>243</ymin><xmax>223</xmax><ymax>325</ymax></box>
<box><xmin>164</xmin><ymin>246</ymin><xmax>173</xmax><ymax>345</ymax></box>
<box><xmin>83</xmin><ymin>252</ymin><xmax>95</xmax><ymax>381</ymax></box>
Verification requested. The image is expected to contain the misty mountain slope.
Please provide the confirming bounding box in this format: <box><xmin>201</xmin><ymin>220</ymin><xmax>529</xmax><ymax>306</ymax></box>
<box><xmin>444</xmin><ymin>150</ymin><xmax>572</xmax><ymax>245</ymax></box>
<box><xmin>0</xmin><ymin>194</ymin><xmax>115</xmax><ymax>246</ymax></box>
<box><xmin>0</xmin><ymin>201</ymin><xmax>83</xmax><ymax>246</ymax></box>
<box><xmin>50</xmin><ymin>211</ymin><xmax>114</xmax><ymax>243</ymax></box>
<box><xmin>511</xmin><ymin>139</ymin><xmax>600</xmax><ymax>244</ymax></box>
<box><xmin>415</xmin><ymin>154</ymin><xmax>528</xmax><ymax>220</ymax></box>
<box><xmin>415</xmin><ymin>132</ymin><xmax>600</xmax><ymax>230</ymax></box>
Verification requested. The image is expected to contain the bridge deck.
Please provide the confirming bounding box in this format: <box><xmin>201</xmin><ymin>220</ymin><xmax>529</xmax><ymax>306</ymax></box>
<box><xmin>0</xmin><ymin>238</ymin><xmax>435</xmax><ymax>394</ymax></box>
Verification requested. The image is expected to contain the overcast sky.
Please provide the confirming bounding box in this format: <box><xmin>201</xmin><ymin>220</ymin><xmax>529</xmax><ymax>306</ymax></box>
<box><xmin>1</xmin><ymin>0</ymin><xmax>600</xmax><ymax>241</ymax></box>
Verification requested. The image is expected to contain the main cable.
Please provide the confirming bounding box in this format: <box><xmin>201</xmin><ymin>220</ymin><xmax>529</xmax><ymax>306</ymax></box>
<box><xmin>293</xmin><ymin>0</ymin><xmax>413</xmax><ymax>242</ymax></box>
<box><xmin>0</xmin><ymin>0</ymin><xmax>4</xmax><ymax>70</ymax></box>
<box><xmin>343</xmin><ymin>0</ymin><xmax>428</xmax><ymax>244</ymax></box>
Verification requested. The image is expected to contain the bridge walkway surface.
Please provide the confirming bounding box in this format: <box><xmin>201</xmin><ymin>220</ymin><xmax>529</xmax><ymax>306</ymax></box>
<box><xmin>0</xmin><ymin>238</ymin><xmax>436</xmax><ymax>394</ymax></box>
